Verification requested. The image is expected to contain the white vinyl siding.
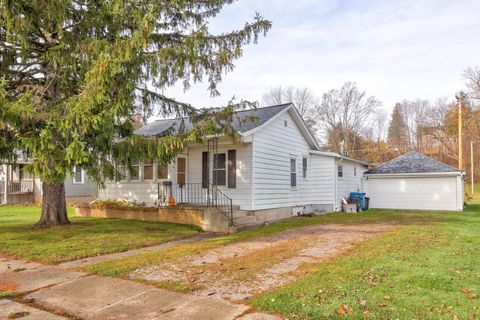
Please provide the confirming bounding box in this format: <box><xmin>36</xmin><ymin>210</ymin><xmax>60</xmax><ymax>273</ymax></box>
<box><xmin>252</xmin><ymin>111</ymin><xmax>335</xmax><ymax>210</ymax></box>
<box><xmin>335</xmin><ymin>159</ymin><xmax>367</xmax><ymax>211</ymax></box>
<box><xmin>187</xmin><ymin>142</ymin><xmax>253</xmax><ymax>210</ymax></box>
<box><xmin>365</xmin><ymin>175</ymin><xmax>463</xmax><ymax>211</ymax></box>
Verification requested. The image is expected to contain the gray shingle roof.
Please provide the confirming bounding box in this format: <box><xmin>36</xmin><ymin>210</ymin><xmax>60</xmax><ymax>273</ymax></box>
<box><xmin>364</xmin><ymin>151</ymin><xmax>461</xmax><ymax>174</ymax></box>
<box><xmin>134</xmin><ymin>103</ymin><xmax>291</xmax><ymax>137</ymax></box>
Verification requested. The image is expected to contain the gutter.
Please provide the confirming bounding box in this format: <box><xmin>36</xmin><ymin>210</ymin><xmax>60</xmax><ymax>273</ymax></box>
<box><xmin>364</xmin><ymin>171</ymin><xmax>465</xmax><ymax>179</ymax></box>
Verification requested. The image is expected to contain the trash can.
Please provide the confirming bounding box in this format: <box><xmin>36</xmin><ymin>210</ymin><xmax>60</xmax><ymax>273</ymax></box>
<box><xmin>364</xmin><ymin>197</ymin><xmax>370</xmax><ymax>210</ymax></box>
<box><xmin>349</xmin><ymin>192</ymin><xmax>366</xmax><ymax>210</ymax></box>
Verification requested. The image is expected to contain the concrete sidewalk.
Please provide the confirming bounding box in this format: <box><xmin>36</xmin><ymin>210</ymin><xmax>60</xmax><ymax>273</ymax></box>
<box><xmin>0</xmin><ymin>258</ymin><xmax>276</xmax><ymax>320</ymax></box>
<box><xmin>59</xmin><ymin>233</ymin><xmax>217</xmax><ymax>269</ymax></box>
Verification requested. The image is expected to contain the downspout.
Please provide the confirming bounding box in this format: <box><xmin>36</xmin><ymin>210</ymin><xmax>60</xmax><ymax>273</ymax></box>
<box><xmin>333</xmin><ymin>158</ymin><xmax>337</xmax><ymax>211</ymax></box>
<box><xmin>251</xmin><ymin>134</ymin><xmax>255</xmax><ymax>211</ymax></box>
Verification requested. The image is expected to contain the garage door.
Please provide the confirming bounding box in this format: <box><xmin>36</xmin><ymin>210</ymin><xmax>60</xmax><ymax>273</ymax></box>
<box><xmin>367</xmin><ymin>176</ymin><xmax>459</xmax><ymax>211</ymax></box>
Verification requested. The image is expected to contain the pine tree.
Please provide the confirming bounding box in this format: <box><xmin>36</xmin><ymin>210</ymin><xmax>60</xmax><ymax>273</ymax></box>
<box><xmin>387</xmin><ymin>103</ymin><xmax>409</xmax><ymax>151</ymax></box>
<box><xmin>0</xmin><ymin>1</ymin><xmax>271</xmax><ymax>226</ymax></box>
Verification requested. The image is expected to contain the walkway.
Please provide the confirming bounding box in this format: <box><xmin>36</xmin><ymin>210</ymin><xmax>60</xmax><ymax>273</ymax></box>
<box><xmin>59</xmin><ymin>233</ymin><xmax>217</xmax><ymax>269</ymax></box>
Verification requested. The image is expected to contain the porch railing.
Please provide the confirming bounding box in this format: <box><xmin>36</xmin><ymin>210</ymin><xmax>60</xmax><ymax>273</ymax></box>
<box><xmin>7</xmin><ymin>179</ymin><xmax>34</xmax><ymax>194</ymax></box>
<box><xmin>158</xmin><ymin>182</ymin><xmax>233</xmax><ymax>226</ymax></box>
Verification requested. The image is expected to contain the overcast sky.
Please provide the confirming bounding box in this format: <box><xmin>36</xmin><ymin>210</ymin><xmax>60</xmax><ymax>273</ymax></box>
<box><xmin>163</xmin><ymin>0</ymin><xmax>480</xmax><ymax>116</ymax></box>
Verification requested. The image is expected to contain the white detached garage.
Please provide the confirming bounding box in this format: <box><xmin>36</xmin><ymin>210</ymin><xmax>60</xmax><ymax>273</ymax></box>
<box><xmin>364</xmin><ymin>152</ymin><xmax>464</xmax><ymax>211</ymax></box>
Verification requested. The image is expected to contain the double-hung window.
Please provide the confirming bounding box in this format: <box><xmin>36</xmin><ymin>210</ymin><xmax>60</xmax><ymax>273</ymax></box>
<box><xmin>337</xmin><ymin>165</ymin><xmax>343</xmax><ymax>178</ymax></box>
<box><xmin>302</xmin><ymin>156</ymin><xmax>308</xmax><ymax>179</ymax></box>
<box><xmin>290</xmin><ymin>157</ymin><xmax>297</xmax><ymax>188</ymax></box>
<box><xmin>143</xmin><ymin>162</ymin><xmax>154</xmax><ymax>180</ymax></box>
<box><xmin>213</xmin><ymin>153</ymin><xmax>226</xmax><ymax>186</ymax></box>
<box><xmin>130</xmin><ymin>162</ymin><xmax>140</xmax><ymax>181</ymax></box>
<box><xmin>73</xmin><ymin>166</ymin><xmax>84</xmax><ymax>184</ymax></box>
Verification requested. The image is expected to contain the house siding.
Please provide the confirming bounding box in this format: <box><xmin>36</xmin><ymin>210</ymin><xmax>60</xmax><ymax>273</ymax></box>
<box><xmin>187</xmin><ymin>142</ymin><xmax>253</xmax><ymax>210</ymax></box>
<box><xmin>335</xmin><ymin>159</ymin><xmax>368</xmax><ymax>211</ymax></box>
<box><xmin>252</xmin><ymin>111</ymin><xmax>333</xmax><ymax>211</ymax></box>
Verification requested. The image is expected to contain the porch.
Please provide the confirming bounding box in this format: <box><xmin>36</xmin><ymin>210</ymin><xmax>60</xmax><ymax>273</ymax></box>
<box><xmin>0</xmin><ymin>179</ymin><xmax>35</xmax><ymax>204</ymax></box>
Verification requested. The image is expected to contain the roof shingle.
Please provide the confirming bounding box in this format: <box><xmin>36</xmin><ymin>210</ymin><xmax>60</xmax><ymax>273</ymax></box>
<box><xmin>364</xmin><ymin>151</ymin><xmax>461</xmax><ymax>174</ymax></box>
<box><xmin>134</xmin><ymin>103</ymin><xmax>291</xmax><ymax>137</ymax></box>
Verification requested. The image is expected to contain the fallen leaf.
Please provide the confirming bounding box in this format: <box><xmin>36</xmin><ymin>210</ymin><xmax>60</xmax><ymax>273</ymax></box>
<box><xmin>461</xmin><ymin>288</ymin><xmax>471</xmax><ymax>294</ymax></box>
<box><xmin>384</xmin><ymin>295</ymin><xmax>392</xmax><ymax>301</ymax></box>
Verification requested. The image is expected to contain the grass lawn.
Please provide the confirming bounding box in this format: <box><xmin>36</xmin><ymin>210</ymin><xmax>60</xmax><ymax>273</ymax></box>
<box><xmin>0</xmin><ymin>206</ymin><xmax>200</xmax><ymax>264</ymax></box>
<box><xmin>250</xmin><ymin>204</ymin><xmax>480</xmax><ymax>319</ymax></box>
<box><xmin>82</xmin><ymin>194</ymin><xmax>480</xmax><ymax>319</ymax></box>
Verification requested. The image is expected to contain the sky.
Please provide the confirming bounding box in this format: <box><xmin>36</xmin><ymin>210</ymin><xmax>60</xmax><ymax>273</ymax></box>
<box><xmin>163</xmin><ymin>0</ymin><xmax>480</xmax><ymax>116</ymax></box>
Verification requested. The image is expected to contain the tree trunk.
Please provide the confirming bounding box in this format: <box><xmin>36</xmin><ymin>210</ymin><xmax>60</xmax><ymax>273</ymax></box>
<box><xmin>36</xmin><ymin>182</ymin><xmax>70</xmax><ymax>227</ymax></box>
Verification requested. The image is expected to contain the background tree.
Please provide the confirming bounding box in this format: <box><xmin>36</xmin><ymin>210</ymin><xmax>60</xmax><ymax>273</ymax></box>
<box><xmin>314</xmin><ymin>82</ymin><xmax>380</xmax><ymax>155</ymax></box>
<box><xmin>261</xmin><ymin>85</ymin><xmax>318</xmax><ymax>132</ymax></box>
<box><xmin>387</xmin><ymin>103</ymin><xmax>409</xmax><ymax>152</ymax></box>
<box><xmin>0</xmin><ymin>1</ymin><xmax>271</xmax><ymax>226</ymax></box>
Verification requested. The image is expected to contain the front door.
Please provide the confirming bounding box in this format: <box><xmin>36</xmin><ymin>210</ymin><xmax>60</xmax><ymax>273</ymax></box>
<box><xmin>177</xmin><ymin>157</ymin><xmax>186</xmax><ymax>187</ymax></box>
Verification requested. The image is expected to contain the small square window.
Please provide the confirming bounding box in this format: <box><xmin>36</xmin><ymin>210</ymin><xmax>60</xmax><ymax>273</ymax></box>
<box><xmin>284</xmin><ymin>120</ymin><xmax>288</xmax><ymax>127</ymax></box>
<box><xmin>337</xmin><ymin>165</ymin><xmax>343</xmax><ymax>178</ymax></box>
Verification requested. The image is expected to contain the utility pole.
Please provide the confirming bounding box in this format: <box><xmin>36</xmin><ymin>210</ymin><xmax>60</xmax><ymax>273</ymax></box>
<box><xmin>471</xmin><ymin>141</ymin><xmax>480</xmax><ymax>194</ymax></box>
<box><xmin>456</xmin><ymin>92</ymin><xmax>465</xmax><ymax>170</ymax></box>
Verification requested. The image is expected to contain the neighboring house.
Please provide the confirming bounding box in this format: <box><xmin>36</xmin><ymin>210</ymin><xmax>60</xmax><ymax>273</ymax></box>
<box><xmin>0</xmin><ymin>161</ymin><xmax>97</xmax><ymax>205</ymax></box>
<box><xmin>99</xmin><ymin>103</ymin><xmax>369</xmax><ymax>225</ymax></box>
<box><xmin>363</xmin><ymin>151</ymin><xmax>464</xmax><ymax>211</ymax></box>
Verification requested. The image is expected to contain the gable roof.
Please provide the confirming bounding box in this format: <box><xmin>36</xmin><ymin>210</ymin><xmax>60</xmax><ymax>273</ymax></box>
<box><xmin>364</xmin><ymin>151</ymin><xmax>461</xmax><ymax>175</ymax></box>
<box><xmin>135</xmin><ymin>103</ymin><xmax>320</xmax><ymax>150</ymax></box>
<box><xmin>135</xmin><ymin>103</ymin><xmax>291</xmax><ymax>137</ymax></box>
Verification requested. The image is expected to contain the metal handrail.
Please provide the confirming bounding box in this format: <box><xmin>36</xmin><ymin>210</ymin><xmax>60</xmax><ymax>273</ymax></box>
<box><xmin>157</xmin><ymin>182</ymin><xmax>234</xmax><ymax>226</ymax></box>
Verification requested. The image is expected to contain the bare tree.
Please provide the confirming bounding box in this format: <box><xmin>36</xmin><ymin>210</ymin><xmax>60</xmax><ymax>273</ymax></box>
<box><xmin>464</xmin><ymin>66</ymin><xmax>480</xmax><ymax>100</ymax></box>
<box><xmin>372</xmin><ymin>108</ymin><xmax>389</xmax><ymax>142</ymax></box>
<box><xmin>262</xmin><ymin>85</ymin><xmax>319</xmax><ymax>135</ymax></box>
<box><xmin>314</xmin><ymin>82</ymin><xmax>381</xmax><ymax>155</ymax></box>
<box><xmin>400</xmin><ymin>99</ymin><xmax>430</xmax><ymax>150</ymax></box>
<box><xmin>262</xmin><ymin>86</ymin><xmax>318</xmax><ymax>117</ymax></box>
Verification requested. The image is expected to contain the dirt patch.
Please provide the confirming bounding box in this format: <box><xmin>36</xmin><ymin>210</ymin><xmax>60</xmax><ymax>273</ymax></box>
<box><xmin>130</xmin><ymin>223</ymin><xmax>397</xmax><ymax>301</ymax></box>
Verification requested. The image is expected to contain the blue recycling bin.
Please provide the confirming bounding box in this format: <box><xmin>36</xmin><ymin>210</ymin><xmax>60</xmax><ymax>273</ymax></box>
<box><xmin>349</xmin><ymin>192</ymin><xmax>367</xmax><ymax>210</ymax></box>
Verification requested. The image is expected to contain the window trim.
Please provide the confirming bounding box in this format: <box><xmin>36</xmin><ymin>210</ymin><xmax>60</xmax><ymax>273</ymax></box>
<box><xmin>213</xmin><ymin>153</ymin><xmax>227</xmax><ymax>186</ymax></box>
<box><xmin>290</xmin><ymin>156</ymin><xmax>297</xmax><ymax>189</ymax></box>
<box><xmin>72</xmin><ymin>166</ymin><xmax>85</xmax><ymax>184</ymax></box>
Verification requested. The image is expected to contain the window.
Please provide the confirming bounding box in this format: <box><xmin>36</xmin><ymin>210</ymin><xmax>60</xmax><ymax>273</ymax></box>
<box><xmin>116</xmin><ymin>165</ymin><xmax>126</xmax><ymax>181</ymax></box>
<box><xmin>284</xmin><ymin>120</ymin><xmax>288</xmax><ymax>127</ymax></box>
<box><xmin>354</xmin><ymin>166</ymin><xmax>357</xmax><ymax>177</ymax></box>
<box><xmin>302</xmin><ymin>157</ymin><xmax>308</xmax><ymax>178</ymax></box>
<box><xmin>157</xmin><ymin>164</ymin><xmax>168</xmax><ymax>180</ymax></box>
<box><xmin>213</xmin><ymin>153</ymin><xmax>226</xmax><ymax>186</ymax></box>
<box><xmin>143</xmin><ymin>162</ymin><xmax>153</xmax><ymax>180</ymax></box>
<box><xmin>73</xmin><ymin>166</ymin><xmax>84</xmax><ymax>184</ymax></box>
<box><xmin>290</xmin><ymin>157</ymin><xmax>297</xmax><ymax>187</ymax></box>
<box><xmin>130</xmin><ymin>163</ymin><xmax>140</xmax><ymax>181</ymax></box>
<box><xmin>337</xmin><ymin>165</ymin><xmax>343</xmax><ymax>178</ymax></box>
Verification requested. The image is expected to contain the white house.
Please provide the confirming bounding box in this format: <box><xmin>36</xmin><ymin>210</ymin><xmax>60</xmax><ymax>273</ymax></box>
<box><xmin>99</xmin><ymin>103</ymin><xmax>369</xmax><ymax>226</ymax></box>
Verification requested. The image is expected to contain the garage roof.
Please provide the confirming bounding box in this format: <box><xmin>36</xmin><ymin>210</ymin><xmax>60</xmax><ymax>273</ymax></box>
<box><xmin>364</xmin><ymin>151</ymin><xmax>461</xmax><ymax>175</ymax></box>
